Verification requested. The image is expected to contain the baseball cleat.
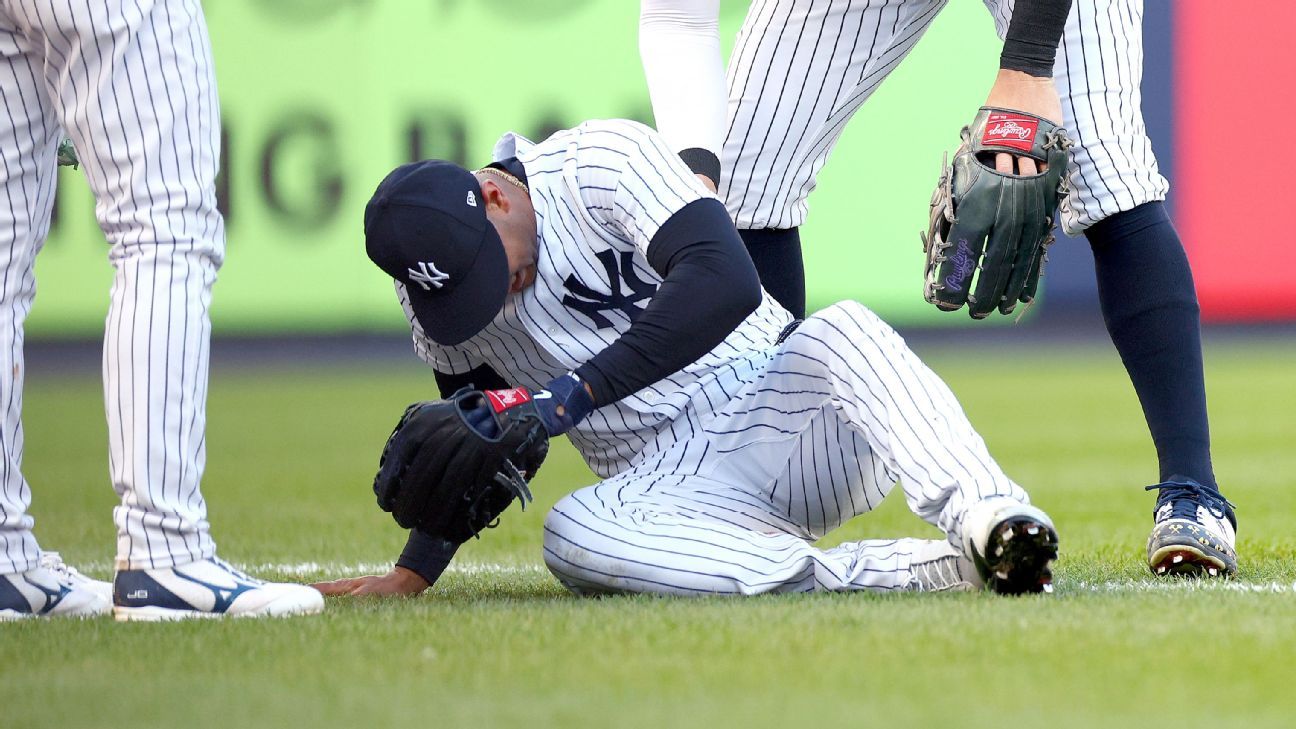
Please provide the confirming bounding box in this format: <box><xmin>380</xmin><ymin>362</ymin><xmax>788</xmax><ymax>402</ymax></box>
<box><xmin>0</xmin><ymin>560</ymin><xmax>113</xmax><ymax>621</ymax></box>
<box><xmin>1146</xmin><ymin>477</ymin><xmax>1237</xmax><ymax>578</ymax></box>
<box><xmin>908</xmin><ymin>540</ymin><xmax>981</xmax><ymax>592</ymax></box>
<box><xmin>39</xmin><ymin>551</ymin><xmax>114</xmax><ymax>604</ymax></box>
<box><xmin>959</xmin><ymin>497</ymin><xmax>1059</xmax><ymax>595</ymax></box>
<box><xmin>113</xmin><ymin>557</ymin><xmax>324</xmax><ymax>622</ymax></box>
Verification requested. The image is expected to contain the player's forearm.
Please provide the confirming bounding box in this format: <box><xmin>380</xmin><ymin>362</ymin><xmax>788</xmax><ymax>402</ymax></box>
<box><xmin>396</xmin><ymin>530</ymin><xmax>459</xmax><ymax>589</ymax></box>
<box><xmin>639</xmin><ymin>0</ymin><xmax>726</xmax><ymax>184</ymax></box>
<box><xmin>1000</xmin><ymin>0</ymin><xmax>1073</xmax><ymax>77</ymax></box>
<box><xmin>576</xmin><ymin>199</ymin><xmax>761</xmax><ymax>405</ymax></box>
<box><xmin>390</xmin><ymin>366</ymin><xmax>509</xmax><ymax>587</ymax></box>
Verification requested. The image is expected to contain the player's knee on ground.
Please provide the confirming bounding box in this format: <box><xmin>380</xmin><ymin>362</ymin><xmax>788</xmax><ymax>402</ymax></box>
<box><xmin>542</xmin><ymin>493</ymin><xmax>633</xmax><ymax>596</ymax></box>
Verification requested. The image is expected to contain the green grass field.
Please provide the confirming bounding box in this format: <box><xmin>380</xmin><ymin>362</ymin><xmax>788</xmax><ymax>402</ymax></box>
<box><xmin>6</xmin><ymin>338</ymin><xmax>1296</xmax><ymax>728</ymax></box>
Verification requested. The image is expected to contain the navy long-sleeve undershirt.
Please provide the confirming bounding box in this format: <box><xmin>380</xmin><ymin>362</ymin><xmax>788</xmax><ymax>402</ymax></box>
<box><xmin>399</xmin><ymin>196</ymin><xmax>761</xmax><ymax>587</ymax></box>
<box><xmin>1000</xmin><ymin>0</ymin><xmax>1073</xmax><ymax>77</ymax></box>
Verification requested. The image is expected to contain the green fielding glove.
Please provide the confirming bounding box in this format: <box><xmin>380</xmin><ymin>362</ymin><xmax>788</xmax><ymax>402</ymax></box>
<box><xmin>922</xmin><ymin>107</ymin><xmax>1073</xmax><ymax>318</ymax></box>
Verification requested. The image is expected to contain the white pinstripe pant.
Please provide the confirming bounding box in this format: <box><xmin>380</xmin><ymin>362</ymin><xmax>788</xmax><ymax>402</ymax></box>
<box><xmin>543</xmin><ymin>301</ymin><xmax>1028</xmax><ymax>595</ymax></box>
<box><xmin>722</xmin><ymin>0</ymin><xmax>1167</xmax><ymax>235</ymax></box>
<box><xmin>0</xmin><ymin>0</ymin><xmax>222</xmax><ymax>573</ymax></box>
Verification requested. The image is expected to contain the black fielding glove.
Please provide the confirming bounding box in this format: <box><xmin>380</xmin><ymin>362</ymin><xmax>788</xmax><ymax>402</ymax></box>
<box><xmin>373</xmin><ymin>388</ymin><xmax>549</xmax><ymax>545</ymax></box>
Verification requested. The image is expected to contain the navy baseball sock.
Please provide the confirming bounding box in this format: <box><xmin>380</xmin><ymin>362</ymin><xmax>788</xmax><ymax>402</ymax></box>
<box><xmin>1085</xmin><ymin>201</ymin><xmax>1216</xmax><ymax>489</ymax></box>
<box><xmin>739</xmin><ymin>227</ymin><xmax>806</xmax><ymax>319</ymax></box>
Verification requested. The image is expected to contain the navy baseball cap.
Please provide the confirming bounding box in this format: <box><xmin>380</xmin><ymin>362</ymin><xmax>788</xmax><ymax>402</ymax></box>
<box><xmin>364</xmin><ymin>160</ymin><xmax>509</xmax><ymax>346</ymax></box>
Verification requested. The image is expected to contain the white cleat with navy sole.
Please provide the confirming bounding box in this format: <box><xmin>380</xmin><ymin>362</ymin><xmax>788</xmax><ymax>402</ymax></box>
<box><xmin>113</xmin><ymin>557</ymin><xmax>324</xmax><ymax>622</ymax></box>
<box><xmin>1</xmin><ymin>556</ymin><xmax>113</xmax><ymax>621</ymax></box>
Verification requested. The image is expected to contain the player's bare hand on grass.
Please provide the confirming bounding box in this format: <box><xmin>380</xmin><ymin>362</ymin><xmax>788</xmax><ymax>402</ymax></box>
<box><xmin>983</xmin><ymin>68</ymin><xmax>1063</xmax><ymax>176</ymax></box>
<box><xmin>311</xmin><ymin>566</ymin><xmax>429</xmax><ymax>597</ymax></box>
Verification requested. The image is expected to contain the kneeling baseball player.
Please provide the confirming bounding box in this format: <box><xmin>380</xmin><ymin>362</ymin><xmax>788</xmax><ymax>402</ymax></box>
<box><xmin>314</xmin><ymin>119</ymin><xmax>1059</xmax><ymax>598</ymax></box>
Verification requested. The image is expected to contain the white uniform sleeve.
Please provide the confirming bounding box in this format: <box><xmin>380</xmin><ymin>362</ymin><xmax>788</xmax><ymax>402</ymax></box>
<box><xmin>395</xmin><ymin>281</ymin><xmax>484</xmax><ymax>374</ymax></box>
<box><xmin>639</xmin><ymin>0</ymin><xmax>726</xmax><ymax>157</ymax></box>
<box><xmin>573</xmin><ymin>120</ymin><xmax>713</xmax><ymax>257</ymax></box>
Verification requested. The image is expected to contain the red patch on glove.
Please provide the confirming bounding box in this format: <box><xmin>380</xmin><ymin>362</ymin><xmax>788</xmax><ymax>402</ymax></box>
<box><xmin>981</xmin><ymin>113</ymin><xmax>1039</xmax><ymax>152</ymax></box>
<box><xmin>486</xmin><ymin>388</ymin><xmax>532</xmax><ymax>413</ymax></box>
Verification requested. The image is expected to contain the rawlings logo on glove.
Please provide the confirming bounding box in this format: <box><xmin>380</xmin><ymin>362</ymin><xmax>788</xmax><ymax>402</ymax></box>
<box><xmin>921</xmin><ymin>106</ymin><xmax>1073</xmax><ymax>319</ymax></box>
<box><xmin>486</xmin><ymin>388</ymin><xmax>531</xmax><ymax>412</ymax></box>
<box><xmin>981</xmin><ymin>113</ymin><xmax>1040</xmax><ymax>152</ymax></box>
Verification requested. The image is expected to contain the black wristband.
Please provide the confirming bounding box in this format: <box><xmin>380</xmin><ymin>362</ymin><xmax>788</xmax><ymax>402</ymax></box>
<box><xmin>677</xmin><ymin>147</ymin><xmax>721</xmax><ymax>188</ymax></box>
<box><xmin>396</xmin><ymin>529</ymin><xmax>459</xmax><ymax>588</ymax></box>
<box><xmin>1000</xmin><ymin>0</ymin><xmax>1072</xmax><ymax>77</ymax></box>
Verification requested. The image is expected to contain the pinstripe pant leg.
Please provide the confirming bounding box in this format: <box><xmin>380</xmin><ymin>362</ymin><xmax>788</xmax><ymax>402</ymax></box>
<box><xmin>14</xmin><ymin>0</ymin><xmax>224</xmax><ymax>569</ymax></box>
<box><xmin>543</xmin><ymin>475</ymin><xmax>937</xmax><ymax>595</ymax></box>
<box><xmin>721</xmin><ymin>0</ymin><xmax>948</xmax><ymax>230</ymax></box>
<box><xmin>545</xmin><ymin>302</ymin><xmax>1031</xmax><ymax>597</ymax></box>
<box><xmin>0</xmin><ymin>15</ymin><xmax>58</xmax><ymax>574</ymax></box>
<box><xmin>770</xmin><ymin>301</ymin><xmax>1029</xmax><ymax>539</ymax></box>
<box><xmin>983</xmin><ymin>0</ymin><xmax>1167</xmax><ymax>234</ymax></box>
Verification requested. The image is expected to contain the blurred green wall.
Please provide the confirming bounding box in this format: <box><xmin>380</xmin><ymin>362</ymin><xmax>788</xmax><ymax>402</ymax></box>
<box><xmin>30</xmin><ymin>0</ymin><xmax>1000</xmax><ymax>337</ymax></box>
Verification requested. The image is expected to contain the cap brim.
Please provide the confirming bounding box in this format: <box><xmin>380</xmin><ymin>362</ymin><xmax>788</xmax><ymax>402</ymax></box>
<box><xmin>406</xmin><ymin>224</ymin><xmax>510</xmax><ymax>346</ymax></box>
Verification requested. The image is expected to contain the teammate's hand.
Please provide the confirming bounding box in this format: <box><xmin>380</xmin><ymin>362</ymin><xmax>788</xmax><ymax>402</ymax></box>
<box><xmin>983</xmin><ymin>68</ymin><xmax>1064</xmax><ymax>176</ymax></box>
<box><xmin>310</xmin><ymin>566</ymin><xmax>430</xmax><ymax>597</ymax></box>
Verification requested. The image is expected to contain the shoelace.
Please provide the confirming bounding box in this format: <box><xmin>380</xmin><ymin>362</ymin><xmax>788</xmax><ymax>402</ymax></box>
<box><xmin>211</xmin><ymin>557</ymin><xmax>263</xmax><ymax>586</ymax></box>
<box><xmin>911</xmin><ymin>554</ymin><xmax>971</xmax><ymax>592</ymax></box>
<box><xmin>1145</xmin><ymin>480</ymin><xmax>1236</xmax><ymax>523</ymax></box>
<box><xmin>37</xmin><ymin>551</ymin><xmax>92</xmax><ymax>586</ymax></box>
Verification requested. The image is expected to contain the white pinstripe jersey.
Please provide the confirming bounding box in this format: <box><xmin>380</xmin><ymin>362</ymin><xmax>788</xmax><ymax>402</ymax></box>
<box><xmin>398</xmin><ymin>120</ymin><xmax>794</xmax><ymax>478</ymax></box>
<box><xmin>639</xmin><ymin>0</ymin><xmax>1167</xmax><ymax>234</ymax></box>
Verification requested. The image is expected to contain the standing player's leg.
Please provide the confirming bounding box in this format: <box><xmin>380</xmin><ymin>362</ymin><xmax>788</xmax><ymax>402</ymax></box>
<box><xmin>984</xmin><ymin>0</ymin><xmax>1234</xmax><ymax>577</ymax></box>
<box><xmin>0</xmin><ymin>15</ymin><xmax>111</xmax><ymax>619</ymax></box>
<box><xmin>19</xmin><ymin>0</ymin><xmax>321</xmax><ymax>618</ymax></box>
<box><xmin>721</xmin><ymin>0</ymin><xmax>948</xmax><ymax>317</ymax></box>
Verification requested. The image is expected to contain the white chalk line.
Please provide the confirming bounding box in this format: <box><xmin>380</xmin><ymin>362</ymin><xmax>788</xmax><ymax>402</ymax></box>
<box><xmin>1067</xmin><ymin>579</ymin><xmax>1296</xmax><ymax>595</ymax></box>
<box><xmin>71</xmin><ymin>560</ymin><xmax>1296</xmax><ymax>594</ymax></box>
<box><xmin>75</xmin><ymin>560</ymin><xmax>549</xmax><ymax>579</ymax></box>
<box><xmin>247</xmin><ymin>561</ymin><xmax>551</xmax><ymax>578</ymax></box>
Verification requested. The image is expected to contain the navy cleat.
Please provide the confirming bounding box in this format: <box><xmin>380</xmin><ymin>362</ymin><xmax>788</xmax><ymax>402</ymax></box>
<box><xmin>959</xmin><ymin>497</ymin><xmax>1059</xmax><ymax>595</ymax></box>
<box><xmin>1146</xmin><ymin>477</ymin><xmax>1237</xmax><ymax>578</ymax></box>
<box><xmin>113</xmin><ymin>557</ymin><xmax>324</xmax><ymax>622</ymax></box>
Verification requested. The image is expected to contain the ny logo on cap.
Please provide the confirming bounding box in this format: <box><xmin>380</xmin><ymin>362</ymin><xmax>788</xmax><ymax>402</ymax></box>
<box><xmin>466</xmin><ymin>191</ymin><xmax>477</xmax><ymax>207</ymax></box>
<box><xmin>408</xmin><ymin>261</ymin><xmax>450</xmax><ymax>291</ymax></box>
